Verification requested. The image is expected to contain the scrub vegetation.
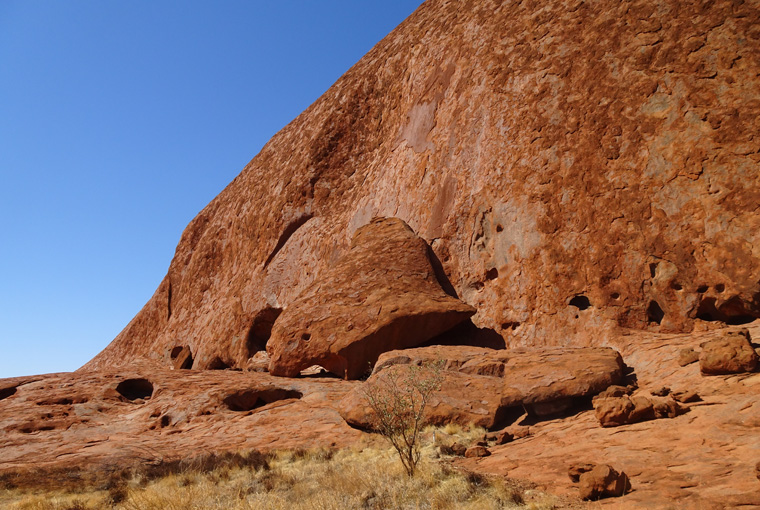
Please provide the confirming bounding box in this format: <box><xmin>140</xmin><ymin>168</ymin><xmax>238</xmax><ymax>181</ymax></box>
<box><xmin>0</xmin><ymin>428</ymin><xmax>560</xmax><ymax>510</ymax></box>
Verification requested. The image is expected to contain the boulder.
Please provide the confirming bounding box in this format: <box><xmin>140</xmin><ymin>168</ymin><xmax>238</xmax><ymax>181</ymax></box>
<box><xmin>374</xmin><ymin>345</ymin><xmax>625</xmax><ymax>410</ymax></box>
<box><xmin>672</xmin><ymin>390</ymin><xmax>701</xmax><ymax>403</ymax></box>
<box><xmin>493</xmin><ymin>430</ymin><xmax>514</xmax><ymax>445</ymax></box>
<box><xmin>450</xmin><ymin>443</ymin><xmax>467</xmax><ymax>457</ymax></box>
<box><xmin>267</xmin><ymin>218</ymin><xmax>475</xmax><ymax>379</ymax></box>
<box><xmin>578</xmin><ymin>464</ymin><xmax>631</xmax><ymax>500</ymax></box>
<box><xmin>500</xmin><ymin>348</ymin><xmax>625</xmax><ymax>410</ymax></box>
<box><xmin>595</xmin><ymin>394</ymin><xmax>685</xmax><ymax>427</ymax></box>
<box><xmin>342</xmin><ymin>345</ymin><xmax>625</xmax><ymax>430</ymax></box>
<box><xmin>678</xmin><ymin>348</ymin><xmax>700</xmax><ymax>367</ymax></box>
<box><xmin>465</xmin><ymin>446</ymin><xmax>491</xmax><ymax>458</ymax></box>
<box><xmin>699</xmin><ymin>331</ymin><xmax>758</xmax><ymax>375</ymax></box>
<box><xmin>568</xmin><ymin>462</ymin><xmax>596</xmax><ymax>483</ymax></box>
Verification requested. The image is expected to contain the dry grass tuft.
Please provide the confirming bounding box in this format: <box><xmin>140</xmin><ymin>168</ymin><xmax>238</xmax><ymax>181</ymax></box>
<box><xmin>0</xmin><ymin>431</ymin><xmax>558</xmax><ymax>509</ymax></box>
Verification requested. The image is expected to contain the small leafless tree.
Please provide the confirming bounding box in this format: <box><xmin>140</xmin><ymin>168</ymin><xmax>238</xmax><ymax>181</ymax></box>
<box><xmin>363</xmin><ymin>361</ymin><xmax>444</xmax><ymax>477</ymax></box>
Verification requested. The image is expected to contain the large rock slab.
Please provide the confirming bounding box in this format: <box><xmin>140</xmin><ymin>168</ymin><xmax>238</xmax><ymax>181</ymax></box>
<box><xmin>0</xmin><ymin>362</ymin><xmax>360</xmax><ymax>475</ymax></box>
<box><xmin>374</xmin><ymin>345</ymin><xmax>625</xmax><ymax>407</ymax></box>
<box><xmin>266</xmin><ymin>217</ymin><xmax>475</xmax><ymax>379</ymax></box>
<box><xmin>340</xmin><ymin>345</ymin><xmax>624</xmax><ymax>429</ymax></box>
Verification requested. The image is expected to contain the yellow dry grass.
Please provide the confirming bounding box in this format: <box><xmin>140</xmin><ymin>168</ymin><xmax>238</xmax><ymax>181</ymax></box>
<box><xmin>1</xmin><ymin>429</ymin><xmax>560</xmax><ymax>510</ymax></box>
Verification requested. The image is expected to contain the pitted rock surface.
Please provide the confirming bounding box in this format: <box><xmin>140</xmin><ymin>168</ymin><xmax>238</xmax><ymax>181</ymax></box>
<box><xmin>13</xmin><ymin>0</ymin><xmax>760</xmax><ymax>508</ymax></box>
<box><xmin>85</xmin><ymin>0</ymin><xmax>760</xmax><ymax>373</ymax></box>
<box><xmin>266</xmin><ymin>217</ymin><xmax>475</xmax><ymax>379</ymax></box>
<box><xmin>0</xmin><ymin>362</ymin><xmax>360</xmax><ymax>473</ymax></box>
<box><xmin>459</xmin><ymin>322</ymin><xmax>760</xmax><ymax>509</ymax></box>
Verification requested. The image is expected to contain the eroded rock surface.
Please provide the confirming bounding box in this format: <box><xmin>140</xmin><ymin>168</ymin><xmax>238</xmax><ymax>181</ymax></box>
<box><xmin>461</xmin><ymin>322</ymin><xmax>760</xmax><ymax>509</ymax></box>
<box><xmin>578</xmin><ymin>464</ymin><xmax>631</xmax><ymax>501</ymax></box>
<box><xmin>266</xmin><ymin>217</ymin><xmax>475</xmax><ymax>379</ymax></box>
<box><xmin>0</xmin><ymin>362</ymin><xmax>360</xmax><ymax>474</ymax></box>
<box><xmin>340</xmin><ymin>345</ymin><xmax>624</xmax><ymax>429</ymax></box>
<box><xmin>699</xmin><ymin>330</ymin><xmax>758</xmax><ymax>375</ymax></box>
<box><xmin>594</xmin><ymin>394</ymin><xmax>686</xmax><ymax>427</ymax></box>
<box><xmin>85</xmin><ymin>0</ymin><xmax>760</xmax><ymax>374</ymax></box>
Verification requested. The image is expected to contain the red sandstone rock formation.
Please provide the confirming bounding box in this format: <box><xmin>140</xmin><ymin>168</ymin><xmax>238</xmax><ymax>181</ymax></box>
<box><xmin>340</xmin><ymin>345</ymin><xmax>624</xmax><ymax>429</ymax></box>
<box><xmin>266</xmin><ymin>217</ymin><xmax>475</xmax><ymax>379</ymax></box>
<box><xmin>84</xmin><ymin>0</ymin><xmax>760</xmax><ymax>374</ymax></box>
<box><xmin>4</xmin><ymin>1</ymin><xmax>760</xmax><ymax>508</ymax></box>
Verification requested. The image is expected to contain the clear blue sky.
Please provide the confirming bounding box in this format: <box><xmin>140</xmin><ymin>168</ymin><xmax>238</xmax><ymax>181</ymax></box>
<box><xmin>0</xmin><ymin>1</ymin><xmax>424</xmax><ymax>378</ymax></box>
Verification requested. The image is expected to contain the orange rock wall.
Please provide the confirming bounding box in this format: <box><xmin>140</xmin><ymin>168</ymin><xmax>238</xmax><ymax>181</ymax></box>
<box><xmin>85</xmin><ymin>0</ymin><xmax>760</xmax><ymax>371</ymax></box>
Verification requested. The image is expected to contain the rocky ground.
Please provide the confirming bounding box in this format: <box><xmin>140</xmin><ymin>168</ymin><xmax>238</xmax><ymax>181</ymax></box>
<box><xmin>2</xmin><ymin>321</ymin><xmax>758</xmax><ymax>508</ymax></box>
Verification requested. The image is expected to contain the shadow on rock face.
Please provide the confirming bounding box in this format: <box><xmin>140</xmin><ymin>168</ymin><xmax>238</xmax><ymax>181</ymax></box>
<box><xmin>116</xmin><ymin>379</ymin><xmax>154</xmax><ymax>401</ymax></box>
<box><xmin>421</xmin><ymin>320</ymin><xmax>506</xmax><ymax>350</ymax></box>
<box><xmin>223</xmin><ymin>388</ymin><xmax>303</xmax><ymax>412</ymax></box>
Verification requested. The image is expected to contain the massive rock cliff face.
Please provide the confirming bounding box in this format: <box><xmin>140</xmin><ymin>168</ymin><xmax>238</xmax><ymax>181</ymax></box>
<box><xmin>85</xmin><ymin>0</ymin><xmax>760</xmax><ymax>372</ymax></box>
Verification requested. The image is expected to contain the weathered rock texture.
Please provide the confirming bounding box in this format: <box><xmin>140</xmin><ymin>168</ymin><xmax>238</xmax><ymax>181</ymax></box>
<box><xmin>577</xmin><ymin>464</ymin><xmax>631</xmax><ymax>501</ymax></box>
<box><xmin>593</xmin><ymin>393</ymin><xmax>686</xmax><ymax>427</ymax></box>
<box><xmin>699</xmin><ymin>329</ymin><xmax>758</xmax><ymax>374</ymax></box>
<box><xmin>85</xmin><ymin>0</ymin><xmax>760</xmax><ymax>373</ymax></box>
<box><xmin>266</xmin><ymin>217</ymin><xmax>475</xmax><ymax>379</ymax></box>
<box><xmin>0</xmin><ymin>362</ymin><xmax>360</xmax><ymax>474</ymax></box>
<box><xmin>463</xmin><ymin>322</ymin><xmax>760</xmax><ymax>509</ymax></box>
<box><xmin>339</xmin><ymin>345</ymin><xmax>624</xmax><ymax>429</ymax></box>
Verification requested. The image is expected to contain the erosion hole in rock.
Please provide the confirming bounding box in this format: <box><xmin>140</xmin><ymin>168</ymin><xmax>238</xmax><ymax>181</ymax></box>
<box><xmin>671</xmin><ymin>282</ymin><xmax>683</xmax><ymax>291</ymax></box>
<box><xmin>496</xmin><ymin>224</ymin><xmax>504</xmax><ymax>232</ymax></box>
<box><xmin>0</xmin><ymin>386</ymin><xmax>17</xmax><ymax>401</ymax></box>
<box><xmin>697</xmin><ymin>285</ymin><xmax>709</xmax><ymax>293</ymax></box>
<box><xmin>492</xmin><ymin>405</ymin><xmax>526</xmax><ymax>430</ymax></box>
<box><xmin>245</xmin><ymin>307</ymin><xmax>283</xmax><ymax>355</ymax></box>
<box><xmin>300</xmin><ymin>365</ymin><xmax>340</xmax><ymax>378</ymax></box>
<box><xmin>485</xmin><ymin>268</ymin><xmax>499</xmax><ymax>281</ymax></box>
<box><xmin>696</xmin><ymin>296</ymin><xmax>756</xmax><ymax>325</ymax></box>
<box><xmin>647</xmin><ymin>300</ymin><xmax>664</xmax><ymax>325</ymax></box>
<box><xmin>520</xmin><ymin>396</ymin><xmax>595</xmax><ymax>425</ymax></box>
<box><xmin>208</xmin><ymin>357</ymin><xmax>231</xmax><ymax>370</ymax></box>
<box><xmin>716</xmin><ymin>284</ymin><xmax>725</xmax><ymax>293</ymax></box>
<box><xmin>170</xmin><ymin>345</ymin><xmax>194</xmax><ymax>370</ymax></box>
<box><xmin>263</xmin><ymin>213</ymin><xmax>314</xmax><ymax>268</ymax></box>
<box><xmin>649</xmin><ymin>263</ymin><xmax>658</xmax><ymax>278</ymax></box>
<box><xmin>421</xmin><ymin>320</ymin><xmax>506</xmax><ymax>350</ymax></box>
<box><xmin>569</xmin><ymin>295</ymin><xmax>591</xmax><ymax>310</ymax></box>
<box><xmin>610</xmin><ymin>292</ymin><xmax>621</xmax><ymax>300</ymax></box>
<box><xmin>501</xmin><ymin>321</ymin><xmax>520</xmax><ymax>331</ymax></box>
<box><xmin>301</xmin><ymin>332</ymin><xmax>311</xmax><ymax>342</ymax></box>
<box><xmin>116</xmin><ymin>379</ymin><xmax>154</xmax><ymax>401</ymax></box>
<box><xmin>160</xmin><ymin>415</ymin><xmax>171</xmax><ymax>428</ymax></box>
<box><xmin>223</xmin><ymin>388</ymin><xmax>303</xmax><ymax>412</ymax></box>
